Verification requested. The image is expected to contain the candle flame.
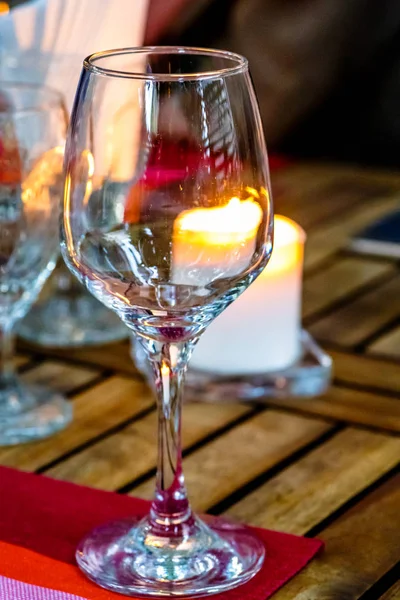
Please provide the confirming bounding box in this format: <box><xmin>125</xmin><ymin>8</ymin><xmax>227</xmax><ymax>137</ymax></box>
<box><xmin>172</xmin><ymin>191</ymin><xmax>267</xmax><ymax>285</ymax></box>
<box><xmin>161</xmin><ymin>363</ymin><xmax>170</xmax><ymax>378</ymax></box>
<box><xmin>175</xmin><ymin>195</ymin><xmax>263</xmax><ymax>244</ymax></box>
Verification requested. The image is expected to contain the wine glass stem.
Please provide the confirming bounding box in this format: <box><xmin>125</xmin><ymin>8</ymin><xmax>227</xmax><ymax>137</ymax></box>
<box><xmin>0</xmin><ymin>324</ymin><xmax>16</xmax><ymax>391</ymax></box>
<box><xmin>146</xmin><ymin>339</ymin><xmax>196</xmax><ymax>531</ymax></box>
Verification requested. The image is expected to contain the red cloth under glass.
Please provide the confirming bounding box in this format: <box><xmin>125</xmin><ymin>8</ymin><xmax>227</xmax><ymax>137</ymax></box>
<box><xmin>0</xmin><ymin>466</ymin><xmax>322</xmax><ymax>600</ymax></box>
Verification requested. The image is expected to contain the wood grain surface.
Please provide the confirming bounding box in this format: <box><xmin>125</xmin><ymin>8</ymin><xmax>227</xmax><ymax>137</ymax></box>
<box><xmin>271</xmin><ymin>475</ymin><xmax>400</xmax><ymax>600</ymax></box>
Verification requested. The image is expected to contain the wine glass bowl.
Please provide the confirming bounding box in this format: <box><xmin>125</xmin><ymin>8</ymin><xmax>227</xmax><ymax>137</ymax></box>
<box><xmin>62</xmin><ymin>47</ymin><xmax>273</xmax><ymax>597</ymax></box>
<box><xmin>63</xmin><ymin>48</ymin><xmax>272</xmax><ymax>342</ymax></box>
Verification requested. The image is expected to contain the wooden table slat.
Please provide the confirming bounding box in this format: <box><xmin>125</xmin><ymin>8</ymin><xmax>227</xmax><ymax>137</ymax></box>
<box><xmin>303</xmin><ymin>257</ymin><xmax>395</xmax><ymax>320</ymax></box>
<box><xmin>132</xmin><ymin>411</ymin><xmax>332</xmax><ymax>511</ymax></box>
<box><xmin>45</xmin><ymin>401</ymin><xmax>254</xmax><ymax>489</ymax></box>
<box><xmin>303</xmin><ymin>194</ymin><xmax>400</xmax><ymax>271</ymax></box>
<box><xmin>276</xmin><ymin>168</ymin><xmax>397</xmax><ymax>230</ymax></box>
<box><xmin>20</xmin><ymin>340</ymin><xmax>137</xmax><ymax>377</ymax></box>
<box><xmin>309</xmin><ymin>275</ymin><xmax>400</xmax><ymax>348</ymax></box>
<box><xmin>14</xmin><ymin>355</ymin><xmax>32</xmax><ymax>369</ymax></box>
<box><xmin>270</xmin><ymin>474</ymin><xmax>400</xmax><ymax>600</ymax></box>
<box><xmin>329</xmin><ymin>350</ymin><xmax>400</xmax><ymax>395</ymax></box>
<box><xmin>0</xmin><ymin>376</ymin><xmax>154</xmax><ymax>471</ymax></box>
<box><xmin>226</xmin><ymin>427</ymin><xmax>400</xmax><ymax>534</ymax></box>
<box><xmin>368</xmin><ymin>326</ymin><xmax>400</xmax><ymax>359</ymax></box>
<box><xmin>266</xmin><ymin>385</ymin><xmax>400</xmax><ymax>432</ymax></box>
<box><xmin>21</xmin><ymin>360</ymin><xmax>101</xmax><ymax>395</ymax></box>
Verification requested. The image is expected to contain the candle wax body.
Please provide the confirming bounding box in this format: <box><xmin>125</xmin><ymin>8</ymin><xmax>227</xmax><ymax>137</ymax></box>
<box><xmin>191</xmin><ymin>217</ymin><xmax>304</xmax><ymax>374</ymax></box>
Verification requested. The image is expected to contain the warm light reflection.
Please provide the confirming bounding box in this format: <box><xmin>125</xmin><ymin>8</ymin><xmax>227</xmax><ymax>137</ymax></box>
<box><xmin>81</xmin><ymin>149</ymin><xmax>95</xmax><ymax>206</ymax></box>
<box><xmin>22</xmin><ymin>146</ymin><xmax>64</xmax><ymax>209</ymax></box>
<box><xmin>63</xmin><ymin>171</ymin><xmax>77</xmax><ymax>267</ymax></box>
<box><xmin>85</xmin><ymin>149</ymin><xmax>95</xmax><ymax>178</ymax></box>
<box><xmin>175</xmin><ymin>195</ymin><xmax>263</xmax><ymax>246</ymax></box>
<box><xmin>108</xmin><ymin>88</ymin><xmax>143</xmax><ymax>181</ymax></box>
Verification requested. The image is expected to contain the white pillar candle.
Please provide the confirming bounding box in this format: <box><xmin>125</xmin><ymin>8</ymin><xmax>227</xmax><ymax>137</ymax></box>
<box><xmin>191</xmin><ymin>216</ymin><xmax>306</xmax><ymax>374</ymax></box>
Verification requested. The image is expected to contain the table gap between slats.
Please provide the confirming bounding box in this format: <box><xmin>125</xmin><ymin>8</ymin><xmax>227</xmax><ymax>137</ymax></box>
<box><xmin>377</xmin><ymin>579</ymin><xmax>400</xmax><ymax>599</ymax></box>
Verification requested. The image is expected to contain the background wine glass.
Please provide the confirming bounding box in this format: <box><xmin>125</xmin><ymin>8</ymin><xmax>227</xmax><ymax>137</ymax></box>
<box><xmin>62</xmin><ymin>47</ymin><xmax>273</xmax><ymax>597</ymax></box>
<box><xmin>0</xmin><ymin>83</ymin><xmax>72</xmax><ymax>445</ymax></box>
<box><xmin>0</xmin><ymin>49</ymin><xmax>128</xmax><ymax>347</ymax></box>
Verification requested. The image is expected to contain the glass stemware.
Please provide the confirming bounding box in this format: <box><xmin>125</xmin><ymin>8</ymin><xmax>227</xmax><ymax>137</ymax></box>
<box><xmin>0</xmin><ymin>83</ymin><xmax>72</xmax><ymax>445</ymax></box>
<box><xmin>61</xmin><ymin>47</ymin><xmax>273</xmax><ymax>597</ymax></box>
<box><xmin>0</xmin><ymin>49</ymin><xmax>128</xmax><ymax>347</ymax></box>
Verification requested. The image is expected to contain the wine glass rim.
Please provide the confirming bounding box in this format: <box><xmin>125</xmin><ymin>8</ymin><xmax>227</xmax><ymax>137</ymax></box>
<box><xmin>0</xmin><ymin>81</ymin><xmax>65</xmax><ymax>114</ymax></box>
<box><xmin>84</xmin><ymin>46</ymin><xmax>248</xmax><ymax>81</ymax></box>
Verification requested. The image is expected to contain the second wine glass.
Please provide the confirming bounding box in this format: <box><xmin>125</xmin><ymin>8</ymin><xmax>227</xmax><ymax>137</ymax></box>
<box><xmin>62</xmin><ymin>47</ymin><xmax>273</xmax><ymax>597</ymax></box>
<box><xmin>0</xmin><ymin>83</ymin><xmax>72</xmax><ymax>444</ymax></box>
<box><xmin>0</xmin><ymin>49</ymin><xmax>128</xmax><ymax>347</ymax></box>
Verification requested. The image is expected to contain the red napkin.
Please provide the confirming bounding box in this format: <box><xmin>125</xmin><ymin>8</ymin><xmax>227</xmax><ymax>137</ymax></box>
<box><xmin>0</xmin><ymin>466</ymin><xmax>323</xmax><ymax>599</ymax></box>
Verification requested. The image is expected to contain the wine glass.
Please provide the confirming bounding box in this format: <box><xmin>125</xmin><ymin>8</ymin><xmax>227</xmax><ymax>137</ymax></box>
<box><xmin>0</xmin><ymin>83</ymin><xmax>72</xmax><ymax>445</ymax></box>
<box><xmin>61</xmin><ymin>47</ymin><xmax>273</xmax><ymax>597</ymax></box>
<box><xmin>0</xmin><ymin>49</ymin><xmax>128</xmax><ymax>347</ymax></box>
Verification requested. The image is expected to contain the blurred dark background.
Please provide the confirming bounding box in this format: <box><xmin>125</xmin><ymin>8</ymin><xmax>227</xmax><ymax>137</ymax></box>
<box><xmin>6</xmin><ymin>0</ymin><xmax>400</xmax><ymax>168</ymax></box>
<box><xmin>146</xmin><ymin>0</ymin><xmax>400</xmax><ymax>169</ymax></box>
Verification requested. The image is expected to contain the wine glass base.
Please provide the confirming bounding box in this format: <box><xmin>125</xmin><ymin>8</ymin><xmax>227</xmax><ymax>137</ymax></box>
<box><xmin>0</xmin><ymin>382</ymin><xmax>72</xmax><ymax>446</ymax></box>
<box><xmin>18</xmin><ymin>293</ymin><xmax>128</xmax><ymax>348</ymax></box>
<box><xmin>76</xmin><ymin>514</ymin><xmax>265</xmax><ymax>598</ymax></box>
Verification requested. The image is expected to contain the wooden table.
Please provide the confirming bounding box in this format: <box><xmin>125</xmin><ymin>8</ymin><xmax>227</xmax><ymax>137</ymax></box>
<box><xmin>4</xmin><ymin>163</ymin><xmax>400</xmax><ymax>599</ymax></box>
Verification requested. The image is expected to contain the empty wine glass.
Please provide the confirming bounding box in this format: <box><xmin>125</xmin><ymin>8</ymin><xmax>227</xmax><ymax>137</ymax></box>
<box><xmin>0</xmin><ymin>83</ymin><xmax>72</xmax><ymax>445</ymax></box>
<box><xmin>61</xmin><ymin>47</ymin><xmax>273</xmax><ymax>597</ymax></box>
<box><xmin>0</xmin><ymin>49</ymin><xmax>128</xmax><ymax>347</ymax></box>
